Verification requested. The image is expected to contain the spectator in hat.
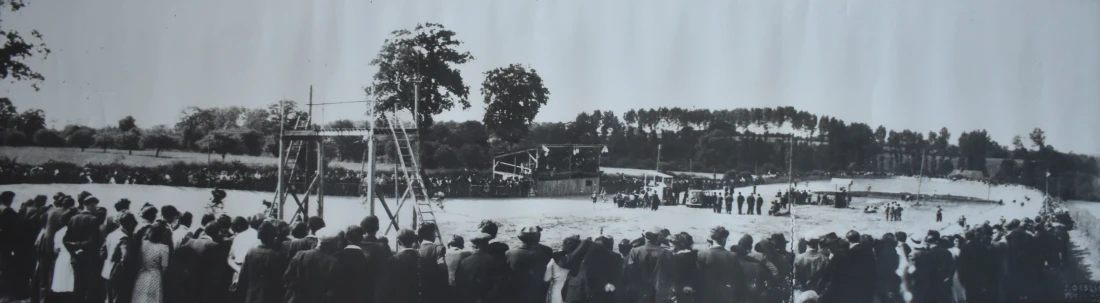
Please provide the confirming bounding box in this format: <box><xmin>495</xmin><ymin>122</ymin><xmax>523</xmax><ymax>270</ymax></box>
<box><xmin>625</xmin><ymin>227</ymin><xmax>676</xmax><ymax>302</ymax></box>
<box><xmin>283</xmin><ymin>222</ymin><xmax>315</xmax><ymax>260</ymax></box>
<box><xmin>560</xmin><ymin>233</ymin><xmax>620</xmax><ymax>303</ymax></box>
<box><xmin>795</xmin><ymin>237</ymin><xmax>829</xmax><ymax>292</ymax></box>
<box><xmin>332</xmin><ymin>225</ymin><xmax>370</xmax><ymax>303</ymax></box>
<box><xmin>670</xmin><ymin>232</ymin><xmax>698</xmax><ymax>303</ymax></box>
<box><xmin>377</xmin><ymin>229</ymin><xmax>422</xmax><ymax>303</ymax></box>
<box><xmin>0</xmin><ymin>191</ymin><xmax>17</xmax><ymax>299</ymax></box>
<box><xmin>173</xmin><ymin>212</ymin><xmax>194</xmax><ymax>247</ymax></box>
<box><xmin>66</xmin><ymin>196</ymin><xmax>107</xmax><ymax>303</ymax></box>
<box><xmin>545</xmin><ymin>235</ymin><xmax>580</xmax><ymax>303</ymax></box>
<box><xmin>907</xmin><ymin>231</ymin><xmax>954</xmax><ymax>303</ymax></box>
<box><xmin>505</xmin><ymin>225</ymin><xmax>553</xmax><ymax>303</ymax></box>
<box><xmin>238</xmin><ymin>221</ymin><xmax>288</xmax><ymax>303</ymax></box>
<box><xmin>478</xmin><ymin>220</ymin><xmax>510</xmax><ymax>260</ymax></box>
<box><xmin>417</xmin><ymin>223</ymin><xmax>450</xmax><ymax>303</ymax></box>
<box><xmin>844</xmin><ymin>230</ymin><xmax>876</xmax><ymax>303</ymax></box>
<box><xmin>103</xmin><ymin>212</ymin><xmax>137</xmax><ymax>303</ymax></box>
<box><xmin>445</xmin><ymin>235</ymin><xmax>472</xmax><ymax>287</ymax></box>
<box><xmin>455</xmin><ymin>232</ymin><xmax>510</xmax><ymax>303</ymax></box>
<box><xmin>283</xmin><ymin>227</ymin><xmax>342</xmax><ymax>303</ymax></box>
<box><xmin>696</xmin><ymin>226</ymin><xmax>744</xmax><ymax>302</ymax></box>
<box><xmin>173</xmin><ymin>221</ymin><xmax>229</xmax><ymax>303</ymax></box>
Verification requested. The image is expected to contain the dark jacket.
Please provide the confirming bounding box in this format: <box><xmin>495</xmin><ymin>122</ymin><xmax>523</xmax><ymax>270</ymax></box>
<box><xmin>505</xmin><ymin>243</ymin><xmax>553</xmax><ymax>303</ymax></box>
<box><xmin>814</xmin><ymin>251</ymin><xmax>864</xmax><ymax>303</ymax></box>
<box><xmin>359</xmin><ymin>238</ymin><xmax>392</xmax><ymax>301</ymax></box>
<box><xmin>671</xmin><ymin>249</ymin><xmax>698</xmax><ymax>303</ymax></box>
<box><xmin>737</xmin><ymin>252</ymin><xmax>773</xmax><ymax>303</ymax></box>
<box><xmin>419</xmin><ymin>242</ymin><xmax>450</xmax><ymax>303</ymax></box>
<box><xmin>376</xmin><ymin>248</ymin><xmax>421</xmax><ymax>303</ymax></box>
<box><xmin>173</xmin><ymin>235</ymin><xmax>232</xmax><ymax>303</ymax></box>
<box><xmin>455</xmin><ymin>249</ymin><xmax>510</xmax><ymax>303</ymax></box>
<box><xmin>908</xmin><ymin>245</ymin><xmax>954</xmax><ymax>303</ymax></box>
<box><xmin>333</xmin><ymin>246</ymin><xmax>372</xmax><ymax>303</ymax></box>
<box><xmin>283</xmin><ymin>248</ymin><xmax>342</xmax><ymax>303</ymax></box>
<box><xmin>625</xmin><ymin>242</ymin><xmax>676</xmax><ymax>302</ymax></box>
<box><xmin>562</xmin><ymin>239</ymin><xmax>620</xmax><ymax>303</ymax></box>
<box><xmin>238</xmin><ymin>244</ymin><xmax>289</xmax><ymax>303</ymax></box>
<box><xmin>282</xmin><ymin>237</ymin><xmax>317</xmax><ymax>261</ymax></box>
<box><xmin>697</xmin><ymin>246</ymin><xmax>746</xmax><ymax>303</ymax></box>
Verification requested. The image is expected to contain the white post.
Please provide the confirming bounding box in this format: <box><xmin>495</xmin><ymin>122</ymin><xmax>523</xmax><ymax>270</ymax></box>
<box><xmin>916</xmin><ymin>149</ymin><xmax>926</xmax><ymax>201</ymax></box>
<box><xmin>276</xmin><ymin>99</ymin><xmax>285</xmax><ymax>220</ymax></box>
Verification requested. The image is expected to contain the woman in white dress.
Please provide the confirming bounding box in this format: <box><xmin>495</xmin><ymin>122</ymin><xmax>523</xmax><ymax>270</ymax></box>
<box><xmin>50</xmin><ymin>211</ymin><xmax>78</xmax><ymax>301</ymax></box>
<box><xmin>544</xmin><ymin>236</ymin><xmax>581</xmax><ymax>303</ymax></box>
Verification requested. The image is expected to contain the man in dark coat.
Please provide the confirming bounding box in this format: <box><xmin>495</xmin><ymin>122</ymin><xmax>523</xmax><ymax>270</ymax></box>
<box><xmin>813</xmin><ymin>236</ymin><xmax>863</xmax><ymax>303</ymax></box>
<box><xmin>173</xmin><ymin>221</ymin><xmax>233</xmax><ymax>303</ymax></box>
<box><xmin>732</xmin><ymin>242</ymin><xmax>772</xmax><ymax>303</ymax></box>
<box><xmin>65</xmin><ymin>196</ymin><xmax>106</xmax><ymax>303</ymax></box>
<box><xmin>844</xmin><ymin>230</ymin><xmax>876</xmax><ymax>303</ymax></box>
<box><xmin>907</xmin><ymin>231</ymin><xmax>955</xmax><ymax>303</ymax></box>
<box><xmin>957</xmin><ymin>229</ymin><xmax>993</xmax><ymax>302</ymax></box>
<box><xmin>746</xmin><ymin>194</ymin><xmax>756</xmax><ymax>215</ymax></box>
<box><xmin>736</xmin><ymin>192</ymin><xmax>745</xmax><ymax>215</ymax></box>
<box><xmin>626</xmin><ymin>227</ymin><xmax>676</xmax><ymax>303</ymax></box>
<box><xmin>238</xmin><ymin>221</ymin><xmax>289</xmax><ymax>303</ymax></box>
<box><xmin>283</xmin><ymin>227</ymin><xmax>342</xmax><ymax>303</ymax></box>
<box><xmin>794</xmin><ymin>238</ymin><xmax>829</xmax><ymax>292</ymax></box>
<box><xmin>0</xmin><ymin>191</ymin><xmax>18</xmax><ymax>300</ymax></box>
<box><xmin>359</xmin><ymin>215</ymin><xmax>392</xmax><ymax>302</ymax></box>
<box><xmin>103</xmin><ymin>213</ymin><xmax>137</xmax><ymax>303</ymax></box>
<box><xmin>755</xmin><ymin>194</ymin><xmax>763</xmax><ymax>216</ymax></box>
<box><xmin>455</xmin><ymin>232</ymin><xmax>511</xmax><ymax>303</ymax></box>
<box><xmin>696</xmin><ymin>227</ymin><xmax>746</xmax><ymax>303</ymax></box>
<box><xmin>282</xmin><ymin>221</ymin><xmax>316</xmax><ymax>259</ymax></box>
<box><xmin>505</xmin><ymin>226</ymin><xmax>553</xmax><ymax>303</ymax></box>
<box><xmin>562</xmin><ymin>235</ymin><xmax>621</xmax><ymax>303</ymax></box>
<box><xmin>375</xmin><ymin>229</ymin><xmax>421</xmax><ymax>303</ymax></box>
<box><xmin>418</xmin><ymin>223</ymin><xmax>450</xmax><ymax>303</ymax></box>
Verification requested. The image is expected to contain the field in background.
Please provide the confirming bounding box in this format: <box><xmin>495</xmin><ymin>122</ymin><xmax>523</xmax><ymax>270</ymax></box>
<box><xmin>0</xmin><ymin>146</ymin><xmax>394</xmax><ymax>172</ymax></box>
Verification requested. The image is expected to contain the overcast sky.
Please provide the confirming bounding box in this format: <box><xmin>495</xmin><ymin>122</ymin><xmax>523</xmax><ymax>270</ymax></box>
<box><xmin>3</xmin><ymin>0</ymin><xmax>1098</xmax><ymax>154</ymax></box>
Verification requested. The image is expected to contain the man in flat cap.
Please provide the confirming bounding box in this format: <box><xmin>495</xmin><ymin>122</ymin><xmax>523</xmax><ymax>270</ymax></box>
<box><xmin>418</xmin><ymin>223</ymin><xmax>450</xmax><ymax>303</ymax></box>
<box><xmin>696</xmin><ymin>226</ymin><xmax>746</xmax><ymax>303</ymax></box>
<box><xmin>65</xmin><ymin>195</ymin><xmax>107</xmax><ymax>303</ymax></box>
<box><xmin>283</xmin><ymin>227</ymin><xmax>343</xmax><ymax>303</ymax></box>
<box><xmin>625</xmin><ymin>227</ymin><xmax>676</xmax><ymax>302</ymax></box>
<box><xmin>455</xmin><ymin>232</ymin><xmax>510</xmax><ymax>303</ymax></box>
<box><xmin>766</xmin><ymin>233</ymin><xmax>795</xmax><ymax>301</ymax></box>
<box><xmin>560</xmin><ymin>233</ymin><xmax>620</xmax><ymax>303</ymax></box>
<box><xmin>377</xmin><ymin>229</ymin><xmax>422</xmax><ymax>303</ymax></box>
<box><xmin>505</xmin><ymin>226</ymin><xmax>553</xmax><ymax>303</ymax></box>
<box><xmin>794</xmin><ymin>237</ymin><xmax>829</xmax><ymax>292</ymax></box>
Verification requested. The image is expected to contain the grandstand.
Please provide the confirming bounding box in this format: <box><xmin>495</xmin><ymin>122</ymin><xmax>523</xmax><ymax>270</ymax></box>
<box><xmin>493</xmin><ymin>144</ymin><xmax>605</xmax><ymax>196</ymax></box>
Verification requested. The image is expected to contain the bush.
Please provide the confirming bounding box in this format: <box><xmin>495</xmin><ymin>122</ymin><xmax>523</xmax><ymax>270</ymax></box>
<box><xmin>33</xmin><ymin>129</ymin><xmax>65</xmax><ymax>147</ymax></box>
<box><xmin>2</xmin><ymin>130</ymin><xmax>28</xmax><ymax>146</ymax></box>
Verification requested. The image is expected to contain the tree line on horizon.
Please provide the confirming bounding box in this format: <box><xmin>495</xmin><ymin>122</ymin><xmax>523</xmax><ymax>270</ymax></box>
<box><xmin>1</xmin><ymin>22</ymin><xmax>1097</xmax><ymax>199</ymax></box>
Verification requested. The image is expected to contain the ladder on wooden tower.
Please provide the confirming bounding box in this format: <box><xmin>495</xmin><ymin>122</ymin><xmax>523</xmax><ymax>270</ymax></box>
<box><xmin>271</xmin><ymin>115</ymin><xmax>311</xmax><ymax>220</ymax></box>
<box><xmin>384</xmin><ymin>113</ymin><xmax>441</xmax><ymax>242</ymax></box>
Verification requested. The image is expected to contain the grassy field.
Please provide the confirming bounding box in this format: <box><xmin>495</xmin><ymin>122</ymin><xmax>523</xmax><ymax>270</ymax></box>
<box><xmin>0</xmin><ymin>146</ymin><xmax>394</xmax><ymax>171</ymax></box>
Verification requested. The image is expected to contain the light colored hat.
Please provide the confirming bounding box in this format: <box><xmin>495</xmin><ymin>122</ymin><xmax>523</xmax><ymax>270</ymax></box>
<box><xmin>315</xmin><ymin>227</ymin><xmax>342</xmax><ymax>241</ymax></box>
<box><xmin>519</xmin><ymin>226</ymin><xmax>542</xmax><ymax>235</ymax></box>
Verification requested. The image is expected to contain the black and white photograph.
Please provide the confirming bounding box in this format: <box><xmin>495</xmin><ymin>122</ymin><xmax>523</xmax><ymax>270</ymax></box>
<box><xmin>1</xmin><ymin>1</ymin><xmax>1099</xmax><ymax>302</ymax></box>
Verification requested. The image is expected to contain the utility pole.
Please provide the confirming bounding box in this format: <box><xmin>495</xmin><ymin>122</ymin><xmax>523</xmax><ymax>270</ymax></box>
<box><xmin>276</xmin><ymin>99</ymin><xmax>285</xmax><ymax>220</ymax></box>
<box><xmin>656</xmin><ymin>144</ymin><xmax>662</xmax><ymax>171</ymax></box>
<box><xmin>916</xmin><ymin>149</ymin><xmax>926</xmax><ymax>201</ymax></box>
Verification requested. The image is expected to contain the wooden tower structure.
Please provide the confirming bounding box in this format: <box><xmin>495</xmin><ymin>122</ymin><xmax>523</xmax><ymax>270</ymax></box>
<box><xmin>268</xmin><ymin>86</ymin><xmax>441</xmax><ymax>241</ymax></box>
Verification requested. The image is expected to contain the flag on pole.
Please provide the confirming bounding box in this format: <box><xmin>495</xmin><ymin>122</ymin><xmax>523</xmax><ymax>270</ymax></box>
<box><xmin>542</xmin><ymin>145</ymin><xmax>550</xmax><ymax>155</ymax></box>
<box><xmin>573</xmin><ymin>148</ymin><xmax>580</xmax><ymax>155</ymax></box>
<box><xmin>1046</xmin><ymin>171</ymin><xmax>1051</xmax><ymax>177</ymax></box>
<box><xmin>601</xmin><ymin>146</ymin><xmax>609</xmax><ymax>153</ymax></box>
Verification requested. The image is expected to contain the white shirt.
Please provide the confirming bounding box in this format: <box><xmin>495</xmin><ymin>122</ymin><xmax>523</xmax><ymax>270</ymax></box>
<box><xmin>229</xmin><ymin>228</ymin><xmax>260</xmax><ymax>268</ymax></box>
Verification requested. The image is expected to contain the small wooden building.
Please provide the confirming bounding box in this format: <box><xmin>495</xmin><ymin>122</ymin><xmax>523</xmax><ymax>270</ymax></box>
<box><xmin>535</xmin><ymin>176</ymin><xmax>600</xmax><ymax>197</ymax></box>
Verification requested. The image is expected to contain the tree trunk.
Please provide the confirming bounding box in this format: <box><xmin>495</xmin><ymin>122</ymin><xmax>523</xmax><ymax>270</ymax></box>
<box><xmin>221</xmin><ymin>153</ymin><xmax>227</xmax><ymax>160</ymax></box>
<box><xmin>155</xmin><ymin>148</ymin><xmax>161</xmax><ymax>158</ymax></box>
<box><xmin>80</xmin><ymin>147</ymin><xmax>85</xmax><ymax>152</ymax></box>
<box><xmin>128</xmin><ymin>149</ymin><xmax>132</xmax><ymax>155</ymax></box>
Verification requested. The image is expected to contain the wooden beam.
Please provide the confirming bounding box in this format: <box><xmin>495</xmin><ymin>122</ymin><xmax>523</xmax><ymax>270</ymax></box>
<box><xmin>284</xmin><ymin>128</ymin><xmax>417</xmax><ymax>139</ymax></box>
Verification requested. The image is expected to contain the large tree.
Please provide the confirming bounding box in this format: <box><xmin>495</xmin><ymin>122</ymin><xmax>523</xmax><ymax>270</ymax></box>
<box><xmin>197</xmin><ymin>129</ymin><xmax>241</xmax><ymax>160</ymax></box>
<box><xmin>140</xmin><ymin>125</ymin><xmax>180</xmax><ymax>157</ymax></box>
<box><xmin>1</xmin><ymin>0</ymin><xmax>51</xmax><ymax>91</ymax></box>
<box><xmin>65</xmin><ymin>127</ymin><xmax>95</xmax><ymax>151</ymax></box>
<box><xmin>366</xmin><ymin>23</ymin><xmax>474</xmax><ymax>129</ymax></box>
<box><xmin>1029</xmin><ymin>127</ymin><xmax>1046</xmax><ymax>150</ymax></box>
<box><xmin>118</xmin><ymin>115</ymin><xmax>137</xmax><ymax>132</ymax></box>
<box><xmin>481</xmin><ymin>64</ymin><xmax>550</xmax><ymax>144</ymax></box>
<box><xmin>175</xmin><ymin>106</ymin><xmax>216</xmax><ymax>150</ymax></box>
<box><xmin>18</xmin><ymin>108</ymin><xmax>44</xmax><ymax>136</ymax></box>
